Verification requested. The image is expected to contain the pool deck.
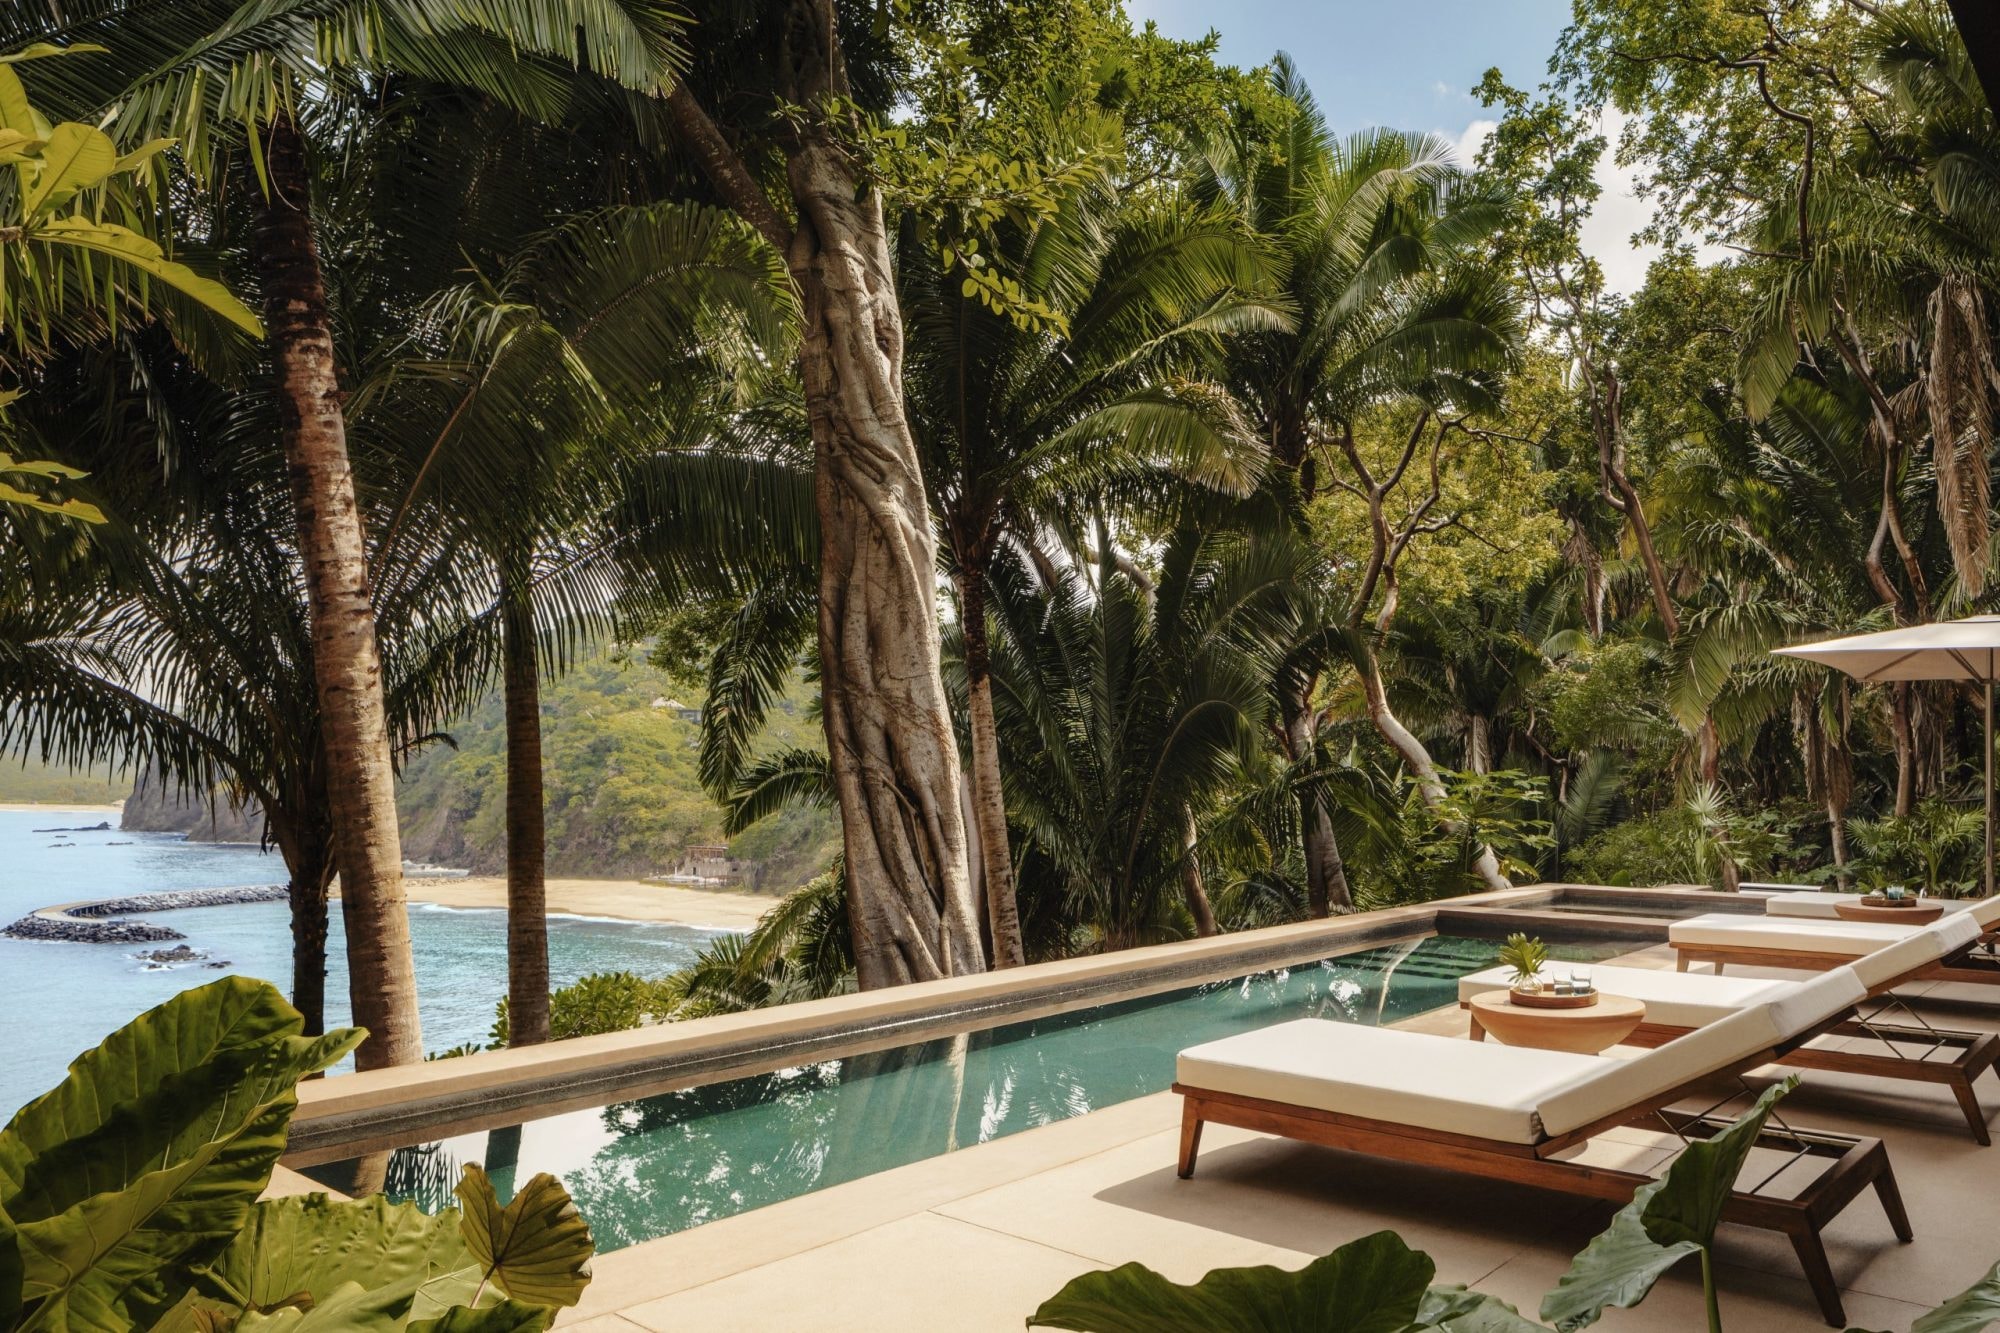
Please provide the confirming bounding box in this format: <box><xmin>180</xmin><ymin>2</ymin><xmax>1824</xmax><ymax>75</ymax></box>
<box><xmin>557</xmin><ymin>943</ymin><xmax>2000</xmax><ymax>1333</ymax></box>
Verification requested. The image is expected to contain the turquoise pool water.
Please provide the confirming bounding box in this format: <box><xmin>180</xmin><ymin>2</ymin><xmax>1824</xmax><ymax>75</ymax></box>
<box><xmin>316</xmin><ymin>932</ymin><xmax>1622</xmax><ymax>1251</ymax></box>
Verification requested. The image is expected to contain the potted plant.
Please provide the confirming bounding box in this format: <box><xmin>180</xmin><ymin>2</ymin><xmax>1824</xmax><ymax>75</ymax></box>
<box><xmin>1498</xmin><ymin>932</ymin><xmax>1549</xmax><ymax>995</ymax></box>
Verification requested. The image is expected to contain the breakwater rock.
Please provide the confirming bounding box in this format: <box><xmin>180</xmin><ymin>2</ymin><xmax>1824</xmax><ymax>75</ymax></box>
<box><xmin>5</xmin><ymin>915</ymin><xmax>185</xmax><ymax>943</ymax></box>
<box><xmin>2</xmin><ymin>884</ymin><xmax>287</xmax><ymax>944</ymax></box>
<box><xmin>64</xmin><ymin>885</ymin><xmax>288</xmax><ymax>917</ymax></box>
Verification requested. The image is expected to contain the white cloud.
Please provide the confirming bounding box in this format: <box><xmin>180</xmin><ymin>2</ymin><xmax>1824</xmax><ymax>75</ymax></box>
<box><xmin>1449</xmin><ymin>118</ymin><xmax>1496</xmax><ymax>169</ymax></box>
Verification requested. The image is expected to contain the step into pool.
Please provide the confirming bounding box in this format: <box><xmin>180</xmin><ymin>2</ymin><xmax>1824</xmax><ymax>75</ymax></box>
<box><xmin>302</xmin><ymin>932</ymin><xmax>1624</xmax><ymax>1251</ymax></box>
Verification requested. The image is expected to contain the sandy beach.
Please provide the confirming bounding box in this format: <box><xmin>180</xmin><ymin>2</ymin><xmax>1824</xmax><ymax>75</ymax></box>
<box><xmin>403</xmin><ymin>875</ymin><xmax>770</xmax><ymax>931</ymax></box>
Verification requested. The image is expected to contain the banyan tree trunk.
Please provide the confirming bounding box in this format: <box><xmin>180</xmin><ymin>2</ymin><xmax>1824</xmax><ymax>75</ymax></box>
<box><xmin>501</xmin><ymin>579</ymin><xmax>551</xmax><ymax>1046</ymax></box>
<box><xmin>782</xmin><ymin>8</ymin><xmax>982</xmax><ymax>988</ymax></box>
<box><xmin>249</xmin><ymin>112</ymin><xmax>422</xmax><ymax>1068</ymax></box>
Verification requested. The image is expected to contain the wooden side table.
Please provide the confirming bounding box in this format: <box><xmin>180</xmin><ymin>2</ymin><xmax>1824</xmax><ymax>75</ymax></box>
<box><xmin>1832</xmin><ymin>901</ymin><xmax>1945</xmax><ymax>925</ymax></box>
<box><xmin>1465</xmin><ymin>991</ymin><xmax>1647</xmax><ymax>1055</ymax></box>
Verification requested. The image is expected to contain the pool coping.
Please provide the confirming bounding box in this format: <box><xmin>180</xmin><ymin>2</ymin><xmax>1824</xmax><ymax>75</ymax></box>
<box><xmin>283</xmin><ymin>882</ymin><xmax>1731</xmax><ymax>1163</ymax></box>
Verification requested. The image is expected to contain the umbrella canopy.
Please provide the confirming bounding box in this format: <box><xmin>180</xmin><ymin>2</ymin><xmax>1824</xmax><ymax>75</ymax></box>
<box><xmin>1774</xmin><ymin>614</ymin><xmax>2000</xmax><ymax>897</ymax></box>
<box><xmin>1772</xmin><ymin>615</ymin><xmax>2000</xmax><ymax>681</ymax></box>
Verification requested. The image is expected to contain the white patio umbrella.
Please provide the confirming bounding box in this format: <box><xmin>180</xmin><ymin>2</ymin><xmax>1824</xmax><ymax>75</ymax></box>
<box><xmin>1773</xmin><ymin>614</ymin><xmax>2000</xmax><ymax>897</ymax></box>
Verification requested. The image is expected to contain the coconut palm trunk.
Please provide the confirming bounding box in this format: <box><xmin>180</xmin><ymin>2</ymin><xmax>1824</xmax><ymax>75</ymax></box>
<box><xmin>956</xmin><ymin>566</ymin><xmax>1025</xmax><ymax>967</ymax></box>
<box><xmin>500</xmin><ymin>576</ymin><xmax>551</xmax><ymax>1045</ymax></box>
<box><xmin>1179</xmin><ymin>805</ymin><xmax>1219</xmax><ymax>937</ymax></box>
<box><xmin>271</xmin><ymin>814</ymin><xmax>335</xmax><ymax>1037</ymax></box>
<box><xmin>249</xmin><ymin>112</ymin><xmax>422</xmax><ymax>1068</ymax></box>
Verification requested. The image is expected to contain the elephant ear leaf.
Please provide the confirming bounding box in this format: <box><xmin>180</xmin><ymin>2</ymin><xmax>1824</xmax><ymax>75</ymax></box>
<box><xmin>453</xmin><ymin>1167</ymin><xmax>593</xmax><ymax>1309</ymax></box>
<box><xmin>191</xmin><ymin>1192</ymin><xmax>473</xmax><ymax>1321</ymax></box>
<box><xmin>1540</xmin><ymin>1077</ymin><xmax>1799</xmax><ymax>1331</ymax></box>
<box><xmin>0</xmin><ymin>977</ymin><xmax>362</xmax><ymax>1331</ymax></box>
<box><xmin>410</xmin><ymin>1299</ymin><xmax>555</xmax><ymax>1332</ymax></box>
<box><xmin>1028</xmin><ymin>1229</ymin><xmax>1438</xmax><ymax>1332</ymax></box>
<box><xmin>1867</xmin><ymin>1257</ymin><xmax>2000</xmax><ymax>1333</ymax></box>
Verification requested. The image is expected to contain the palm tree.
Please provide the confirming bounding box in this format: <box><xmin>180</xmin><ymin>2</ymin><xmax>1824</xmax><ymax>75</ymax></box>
<box><xmin>3</xmin><ymin>0</ymin><xmax>694</xmax><ymax>1067</ymax></box>
<box><xmin>373</xmin><ymin>200</ymin><xmax>803</xmax><ymax>1044</ymax></box>
<box><xmin>896</xmin><ymin>93</ymin><xmax>1275</xmax><ymax>964</ymax></box>
<box><xmin>986</xmin><ymin>525</ymin><xmax>1310</xmax><ymax>952</ymax></box>
<box><xmin>1196</xmin><ymin>59</ymin><xmax>1522</xmax><ymax>899</ymax></box>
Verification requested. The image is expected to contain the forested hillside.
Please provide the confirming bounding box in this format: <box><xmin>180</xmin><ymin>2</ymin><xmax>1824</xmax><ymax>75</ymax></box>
<box><xmin>396</xmin><ymin>647</ymin><xmax>837</xmax><ymax>890</ymax></box>
<box><xmin>0</xmin><ymin>759</ymin><xmax>124</xmax><ymax>807</ymax></box>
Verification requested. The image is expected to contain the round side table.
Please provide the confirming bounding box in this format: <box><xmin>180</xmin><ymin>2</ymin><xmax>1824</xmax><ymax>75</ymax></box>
<box><xmin>1465</xmin><ymin>991</ymin><xmax>1647</xmax><ymax>1055</ymax></box>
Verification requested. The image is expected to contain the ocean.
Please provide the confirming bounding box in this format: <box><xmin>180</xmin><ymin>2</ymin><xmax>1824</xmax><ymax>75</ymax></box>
<box><xmin>0</xmin><ymin>808</ymin><xmax>731</xmax><ymax>1118</ymax></box>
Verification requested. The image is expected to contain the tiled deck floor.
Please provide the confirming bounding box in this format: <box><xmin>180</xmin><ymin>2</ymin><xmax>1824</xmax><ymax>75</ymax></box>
<box><xmin>561</xmin><ymin>943</ymin><xmax>2000</xmax><ymax>1332</ymax></box>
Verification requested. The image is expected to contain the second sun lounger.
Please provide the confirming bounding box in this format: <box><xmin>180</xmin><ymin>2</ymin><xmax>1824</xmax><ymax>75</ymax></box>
<box><xmin>1459</xmin><ymin>917</ymin><xmax>1999</xmax><ymax>1142</ymax></box>
<box><xmin>1671</xmin><ymin>893</ymin><xmax>2000</xmax><ymax>981</ymax></box>
<box><xmin>1174</xmin><ymin>967</ymin><xmax>1908</xmax><ymax>1326</ymax></box>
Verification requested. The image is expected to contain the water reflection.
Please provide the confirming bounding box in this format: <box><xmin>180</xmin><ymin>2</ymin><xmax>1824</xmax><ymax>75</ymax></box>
<box><xmin>332</xmin><ymin>935</ymin><xmax>1617</xmax><ymax>1250</ymax></box>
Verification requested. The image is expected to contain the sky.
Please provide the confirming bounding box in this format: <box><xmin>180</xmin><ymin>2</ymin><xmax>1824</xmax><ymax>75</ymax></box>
<box><xmin>1125</xmin><ymin>0</ymin><xmax>1696</xmax><ymax>294</ymax></box>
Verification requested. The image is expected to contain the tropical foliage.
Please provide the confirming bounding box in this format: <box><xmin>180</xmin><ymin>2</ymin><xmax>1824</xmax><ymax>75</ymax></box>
<box><xmin>5</xmin><ymin>1</ymin><xmax>2000</xmax><ymax>1049</ymax></box>
<box><xmin>0</xmin><ymin>978</ymin><xmax>598</xmax><ymax>1332</ymax></box>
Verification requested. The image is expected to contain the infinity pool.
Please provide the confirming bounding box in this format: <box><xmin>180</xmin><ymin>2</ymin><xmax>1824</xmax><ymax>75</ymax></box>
<box><xmin>306</xmin><ymin>933</ymin><xmax>1622</xmax><ymax>1250</ymax></box>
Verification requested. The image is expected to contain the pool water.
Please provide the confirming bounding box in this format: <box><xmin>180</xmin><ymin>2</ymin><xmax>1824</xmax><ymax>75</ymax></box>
<box><xmin>311</xmin><ymin>933</ymin><xmax>1622</xmax><ymax>1251</ymax></box>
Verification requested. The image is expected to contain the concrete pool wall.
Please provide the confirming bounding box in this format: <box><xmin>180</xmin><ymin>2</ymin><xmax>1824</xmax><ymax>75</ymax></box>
<box><xmin>283</xmin><ymin>881</ymin><xmax>1752</xmax><ymax>1164</ymax></box>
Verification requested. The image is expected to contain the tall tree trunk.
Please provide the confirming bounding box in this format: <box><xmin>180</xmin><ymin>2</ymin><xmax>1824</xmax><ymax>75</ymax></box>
<box><xmin>273</xmin><ymin>812</ymin><xmax>334</xmax><ymax>1036</ymax></box>
<box><xmin>781</xmin><ymin>4</ymin><xmax>982</xmax><ymax>988</ymax></box>
<box><xmin>249</xmin><ymin>112</ymin><xmax>421</xmax><ymax>1068</ymax></box>
<box><xmin>501</xmin><ymin>577</ymin><xmax>550</xmax><ymax>1046</ymax></box>
<box><xmin>1178</xmin><ymin>805</ymin><xmax>1219</xmax><ymax>937</ymax></box>
<box><xmin>1891</xmin><ymin>685</ymin><xmax>1917</xmax><ymax>817</ymax></box>
<box><xmin>1279</xmin><ymin>677</ymin><xmax>1352</xmax><ymax>914</ymax></box>
<box><xmin>664</xmin><ymin>6</ymin><xmax>981</xmax><ymax>988</ymax></box>
<box><xmin>1358</xmin><ymin>651</ymin><xmax>1511</xmax><ymax>893</ymax></box>
<box><xmin>956</xmin><ymin>567</ymin><xmax>1024</xmax><ymax>968</ymax></box>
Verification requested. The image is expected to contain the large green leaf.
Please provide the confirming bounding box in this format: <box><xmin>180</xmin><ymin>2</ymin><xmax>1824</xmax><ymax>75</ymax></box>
<box><xmin>191</xmin><ymin>1194</ymin><xmax>473</xmax><ymax>1320</ymax></box>
<box><xmin>22</xmin><ymin>122</ymin><xmax>116</xmax><ymax>217</ymax></box>
<box><xmin>1540</xmin><ymin>1078</ymin><xmax>1799</xmax><ymax>1331</ymax></box>
<box><xmin>408</xmin><ymin>1301</ymin><xmax>554</xmax><ymax>1333</ymax></box>
<box><xmin>452</xmin><ymin>1168</ymin><xmax>592</xmax><ymax>1309</ymax></box>
<box><xmin>1845</xmin><ymin>1258</ymin><xmax>2000</xmax><ymax>1333</ymax></box>
<box><xmin>1029</xmin><ymin>1230</ymin><xmax>1442</xmax><ymax>1331</ymax></box>
<box><xmin>0</xmin><ymin>978</ymin><xmax>362</xmax><ymax>1331</ymax></box>
<box><xmin>27</xmin><ymin>217</ymin><xmax>262</xmax><ymax>336</ymax></box>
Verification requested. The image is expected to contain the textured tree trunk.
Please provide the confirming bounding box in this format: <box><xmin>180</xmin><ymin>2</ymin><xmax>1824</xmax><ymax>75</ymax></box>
<box><xmin>1358</xmin><ymin>652</ymin><xmax>1511</xmax><ymax>893</ymax></box>
<box><xmin>272</xmin><ymin>812</ymin><xmax>335</xmax><ymax>1036</ymax></box>
<box><xmin>956</xmin><ymin>567</ymin><xmax>1025</xmax><ymax>967</ymax></box>
<box><xmin>1279</xmin><ymin>678</ymin><xmax>1351</xmax><ymax>914</ymax></box>
<box><xmin>249</xmin><ymin>113</ymin><xmax>421</xmax><ymax>1068</ymax></box>
<box><xmin>780</xmin><ymin>4</ymin><xmax>982</xmax><ymax>988</ymax></box>
<box><xmin>1178</xmin><ymin>805</ymin><xmax>1219</xmax><ymax>937</ymax></box>
<box><xmin>1891</xmin><ymin>685</ymin><xmax>1917</xmax><ymax>817</ymax></box>
<box><xmin>1467</xmin><ymin>715</ymin><xmax>1493</xmax><ymax>774</ymax></box>
<box><xmin>501</xmin><ymin>578</ymin><xmax>551</xmax><ymax>1046</ymax></box>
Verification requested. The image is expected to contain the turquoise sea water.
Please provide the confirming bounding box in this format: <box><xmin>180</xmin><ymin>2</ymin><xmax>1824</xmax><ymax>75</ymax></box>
<box><xmin>0</xmin><ymin>808</ymin><xmax>729</xmax><ymax>1117</ymax></box>
<box><xmin>323</xmin><ymin>932</ymin><xmax>1625</xmax><ymax>1252</ymax></box>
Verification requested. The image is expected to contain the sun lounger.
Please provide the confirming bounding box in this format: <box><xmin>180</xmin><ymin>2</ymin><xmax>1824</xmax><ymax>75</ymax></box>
<box><xmin>1174</xmin><ymin>966</ymin><xmax>1909</xmax><ymax>1326</ymax></box>
<box><xmin>1763</xmin><ymin>890</ymin><xmax>1979</xmax><ymax>919</ymax></box>
<box><xmin>1459</xmin><ymin>917</ymin><xmax>2000</xmax><ymax>1142</ymax></box>
<box><xmin>1671</xmin><ymin>894</ymin><xmax>2000</xmax><ymax>981</ymax></box>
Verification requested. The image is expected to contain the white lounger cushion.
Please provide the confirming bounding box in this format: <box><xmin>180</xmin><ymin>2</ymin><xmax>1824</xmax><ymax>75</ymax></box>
<box><xmin>1850</xmin><ymin>914</ymin><xmax>1984</xmax><ymax>991</ymax></box>
<box><xmin>1764</xmin><ymin>891</ymin><xmax>1977</xmax><ymax>919</ymax></box>
<box><xmin>1457</xmin><ymin>964</ymin><xmax>1797</xmax><ymax>1028</ymax></box>
<box><xmin>1537</xmin><ymin>968</ymin><xmax>1866</xmax><ymax>1138</ymax></box>
<box><xmin>1176</xmin><ymin>1019</ymin><xmax>1603</xmax><ymax>1144</ymax></box>
<box><xmin>1973</xmin><ymin>895</ymin><xmax>2000</xmax><ymax>930</ymax></box>
<box><xmin>1670</xmin><ymin>913</ymin><xmax>1916</xmax><ymax>954</ymax></box>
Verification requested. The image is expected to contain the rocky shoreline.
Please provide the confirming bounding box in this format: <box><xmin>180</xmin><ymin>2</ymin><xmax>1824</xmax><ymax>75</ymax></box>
<box><xmin>2</xmin><ymin>883</ymin><xmax>289</xmax><ymax>944</ymax></box>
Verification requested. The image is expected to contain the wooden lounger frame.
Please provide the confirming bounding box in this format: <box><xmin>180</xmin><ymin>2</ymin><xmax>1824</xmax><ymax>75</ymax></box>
<box><xmin>1173</xmin><ymin>1044</ymin><xmax>1912</xmax><ymax>1328</ymax></box>
<box><xmin>1672</xmin><ymin>934</ymin><xmax>2000</xmax><ymax>989</ymax></box>
<box><xmin>1462</xmin><ymin>1005</ymin><xmax>2000</xmax><ymax>1145</ymax></box>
